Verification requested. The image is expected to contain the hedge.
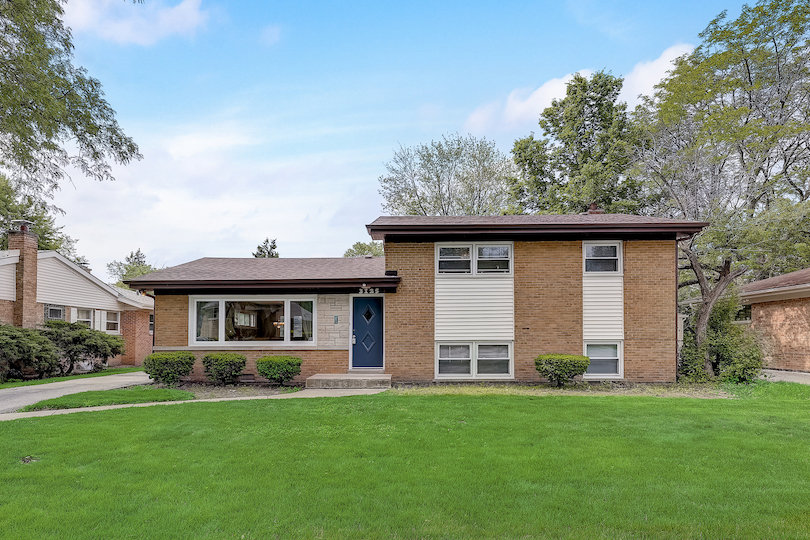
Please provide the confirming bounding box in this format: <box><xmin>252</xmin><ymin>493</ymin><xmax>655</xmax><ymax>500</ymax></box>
<box><xmin>202</xmin><ymin>353</ymin><xmax>247</xmax><ymax>385</ymax></box>
<box><xmin>143</xmin><ymin>352</ymin><xmax>196</xmax><ymax>386</ymax></box>
<box><xmin>256</xmin><ymin>355</ymin><xmax>302</xmax><ymax>385</ymax></box>
<box><xmin>535</xmin><ymin>354</ymin><xmax>590</xmax><ymax>387</ymax></box>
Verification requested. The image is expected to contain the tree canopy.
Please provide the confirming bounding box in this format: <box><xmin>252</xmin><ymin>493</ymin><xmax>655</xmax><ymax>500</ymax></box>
<box><xmin>343</xmin><ymin>241</ymin><xmax>383</xmax><ymax>257</ymax></box>
<box><xmin>633</xmin><ymin>0</ymin><xmax>810</xmax><ymax>372</ymax></box>
<box><xmin>0</xmin><ymin>0</ymin><xmax>141</xmax><ymax>204</ymax></box>
<box><xmin>379</xmin><ymin>133</ymin><xmax>514</xmax><ymax>216</ymax></box>
<box><xmin>253</xmin><ymin>238</ymin><xmax>279</xmax><ymax>258</ymax></box>
<box><xmin>511</xmin><ymin>71</ymin><xmax>649</xmax><ymax>214</ymax></box>
<box><xmin>107</xmin><ymin>249</ymin><xmax>161</xmax><ymax>288</ymax></box>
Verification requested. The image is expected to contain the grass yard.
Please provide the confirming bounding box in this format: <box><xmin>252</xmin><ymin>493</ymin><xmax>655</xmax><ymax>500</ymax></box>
<box><xmin>1</xmin><ymin>382</ymin><xmax>809</xmax><ymax>539</ymax></box>
<box><xmin>19</xmin><ymin>386</ymin><xmax>194</xmax><ymax>411</ymax></box>
<box><xmin>0</xmin><ymin>367</ymin><xmax>144</xmax><ymax>390</ymax></box>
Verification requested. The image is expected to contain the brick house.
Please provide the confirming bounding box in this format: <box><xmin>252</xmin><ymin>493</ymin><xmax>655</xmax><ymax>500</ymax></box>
<box><xmin>128</xmin><ymin>213</ymin><xmax>706</xmax><ymax>384</ymax></box>
<box><xmin>0</xmin><ymin>223</ymin><xmax>154</xmax><ymax>366</ymax></box>
<box><xmin>741</xmin><ymin>268</ymin><xmax>810</xmax><ymax>372</ymax></box>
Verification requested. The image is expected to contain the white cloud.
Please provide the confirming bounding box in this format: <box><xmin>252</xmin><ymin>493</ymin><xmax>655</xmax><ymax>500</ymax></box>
<box><xmin>162</xmin><ymin>123</ymin><xmax>258</xmax><ymax>159</ymax></box>
<box><xmin>260</xmin><ymin>24</ymin><xmax>282</xmax><ymax>46</ymax></box>
<box><xmin>464</xmin><ymin>71</ymin><xmax>592</xmax><ymax>135</ymax></box>
<box><xmin>619</xmin><ymin>44</ymin><xmax>693</xmax><ymax>108</ymax></box>
<box><xmin>63</xmin><ymin>0</ymin><xmax>208</xmax><ymax>46</ymax></box>
<box><xmin>464</xmin><ymin>44</ymin><xmax>694</xmax><ymax>136</ymax></box>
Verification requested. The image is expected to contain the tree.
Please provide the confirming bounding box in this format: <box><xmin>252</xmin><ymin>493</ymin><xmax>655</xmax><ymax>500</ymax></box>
<box><xmin>343</xmin><ymin>241</ymin><xmax>383</xmax><ymax>257</ymax></box>
<box><xmin>253</xmin><ymin>238</ymin><xmax>279</xmax><ymax>258</ymax></box>
<box><xmin>107</xmin><ymin>248</ymin><xmax>160</xmax><ymax>288</ymax></box>
<box><xmin>40</xmin><ymin>320</ymin><xmax>125</xmax><ymax>375</ymax></box>
<box><xmin>0</xmin><ymin>0</ymin><xmax>141</xmax><ymax>204</ymax></box>
<box><xmin>0</xmin><ymin>175</ymin><xmax>85</xmax><ymax>262</ymax></box>
<box><xmin>634</xmin><ymin>0</ymin><xmax>810</xmax><ymax>375</ymax></box>
<box><xmin>378</xmin><ymin>133</ymin><xmax>515</xmax><ymax>216</ymax></box>
<box><xmin>510</xmin><ymin>71</ymin><xmax>651</xmax><ymax>214</ymax></box>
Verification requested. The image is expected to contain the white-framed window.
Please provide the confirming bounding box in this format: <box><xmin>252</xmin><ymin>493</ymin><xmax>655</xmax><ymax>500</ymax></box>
<box><xmin>106</xmin><ymin>311</ymin><xmax>120</xmax><ymax>333</ymax></box>
<box><xmin>45</xmin><ymin>304</ymin><xmax>65</xmax><ymax>321</ymax></box>
<box><xmin>583</xmin><ymin>241</ymin><xmax>622</xmax><ymax>274</ymax></box>
<box><xmin>583</xmin><ymin>341</ymin><xmax>623</xmax><ymax>379</ymax></box>
<box><xmin>76</xmin><ymin>308</ymin><xmax>94</xmax><ymax>328</ymax></box>
<box><xmin>189</xmin><ymin>296</ymin><xmax>316</xmax><ymax>347</ymax></box>
<box><xmin>435</xmin><ymin>342</ymin><xmax>513</xmax><ymax>379</ymax></box>
<box><xmin>436</xmin><ymin>243</ymin><xmax>512</xmax><ymax>276</ymax></box>
<box><xmin>149</xmin><ymin>313</ymin><xmax>155</xmax><ymax>334</ymax></box>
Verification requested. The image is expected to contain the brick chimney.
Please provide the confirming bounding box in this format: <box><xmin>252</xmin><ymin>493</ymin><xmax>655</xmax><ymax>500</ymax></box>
<box><xmin>584</xmin><ymin>202</ymin><xmax>604</xmax><ymax>215</ymax></box>
<box><xmin>8</xmin><ymin>220</ymin><xmax>38</xmax><ymax>328</ymax></box>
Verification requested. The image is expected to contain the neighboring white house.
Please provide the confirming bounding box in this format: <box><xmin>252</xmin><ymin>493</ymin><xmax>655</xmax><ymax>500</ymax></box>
<box><xmin>0</xmin><ymin>225</ymin><xmax>154</xmax><ymax>366</ymax></box>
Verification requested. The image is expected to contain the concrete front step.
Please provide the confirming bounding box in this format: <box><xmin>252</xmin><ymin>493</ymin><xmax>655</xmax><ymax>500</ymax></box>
<box><xmin>306</xmin><ymin>373</ymin><xmax>392</xmax><ymax>389</ymax></box>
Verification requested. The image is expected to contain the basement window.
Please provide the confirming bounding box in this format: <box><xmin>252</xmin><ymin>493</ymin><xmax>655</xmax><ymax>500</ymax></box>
<box><xmin>45</xmin><ymin>305</ymin><xmax>65</xmax><ymax>321</ymax></box>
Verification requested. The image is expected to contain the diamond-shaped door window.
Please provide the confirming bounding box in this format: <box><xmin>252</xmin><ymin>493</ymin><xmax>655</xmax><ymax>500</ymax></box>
<box><xmin>362</xmin><ymin>306</ymin><xmax>376</xmax><ymax>324</ymax></box>
<box><xmin>361</xmin><ymin>332</ymin><xmax>376</xmax><ymax>352</ymax></box>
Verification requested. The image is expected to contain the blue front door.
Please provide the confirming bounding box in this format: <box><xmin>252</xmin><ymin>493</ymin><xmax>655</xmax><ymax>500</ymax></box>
<box><xmin>352</xmin><ymin>297</ymin><xmax>384</xmax><ymax>368</ymax></box>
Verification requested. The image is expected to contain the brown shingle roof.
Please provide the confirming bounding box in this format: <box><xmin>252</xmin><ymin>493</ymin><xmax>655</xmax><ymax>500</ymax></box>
<box><xmin>129</xmin><ymin>257</ymin><xmax>385</xmax><ymax>283</ymax></box>
<box><xmin>366</xmin><ymin>214</ymin><xmax>708</xmax><ymax>239</ymax></box>
<box><xmin>742</xmin><ymin>267</ymin><xmax>810</xmax><ymax>293</ymax></box>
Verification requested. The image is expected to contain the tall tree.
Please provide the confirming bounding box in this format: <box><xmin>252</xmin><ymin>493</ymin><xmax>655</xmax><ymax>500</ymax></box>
<box><xmin>343</xmin><ymin>241</ymin><xmax>383</xmax><ymax>257</ymax></box>
<box><xmin>511</xmin><ymin>71</ymin><xmax>650</xmax><ymax>214</ymax></box>
<box><xmin>379</xmin><ymin>133</ymin><xmax>514</xmax><ymax>216</ymax></box>
<box><xmin>634</xmin><ymin>0</ymin><xmax>810</xmax><ymax>374</ymax></box>
<box><xmin>0</xmin><ymin>175</ymin><xmax>85</xmax><ymax>262</ymax></box>
<box><xmin>107</xmin><ymin>249</ymin><xmax>160</xmax><ymax>288</ymax></box>
<box><xmin>0</xmin><ymin>0</ymin><xmax>141</xmax><ymax>204</ymax></box>
<box><xmin>253</xmin><ymin>238</ymin><xmax>279</xmax><ymax>258</ymax></box>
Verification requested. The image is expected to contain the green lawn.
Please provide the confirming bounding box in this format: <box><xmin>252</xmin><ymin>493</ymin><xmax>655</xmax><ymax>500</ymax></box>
<box><xmin>1</xmin><ymin>382</ymin><xmax>809</xmax><ymax>539</ymax></box>
<box><xmin>0</xmin><ymin>367</ymin><xmax>144</xmax><ymax>389</ymax></box>
<box><xmin>19</xmin><ymin>386</ymin><xmax>194</xmax><ymax>411</ymax></box>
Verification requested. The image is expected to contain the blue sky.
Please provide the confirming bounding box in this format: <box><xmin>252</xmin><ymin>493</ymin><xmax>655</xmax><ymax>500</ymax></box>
<box><xmin>53</xmin><ymin>0</ymin><xmax>737</xmax><ymax>281</ymax></box>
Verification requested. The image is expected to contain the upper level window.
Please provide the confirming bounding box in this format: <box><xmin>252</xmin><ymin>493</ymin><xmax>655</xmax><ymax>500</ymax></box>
<box><xmin>437</xmin><ymin>243</ymin><xmax>512</xmax><ymax>275</ymax></box>
<box><xmin>584</xmin><ymin>242</ymin><xmax>622</xmax><ymax>273</ymax></box>
<box><xmin>191</xmin><ymin>297</ymin><xmax>315</xmax><ymax>346</ymax></box>
<box><xmin>438</xmin><ymin>246</ymin><xmax>471</xmax><ymax>273</ymax></box>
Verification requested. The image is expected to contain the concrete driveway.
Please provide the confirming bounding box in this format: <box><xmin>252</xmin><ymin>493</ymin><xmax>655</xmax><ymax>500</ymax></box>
<box><xmin>0</xmin><ymin>372</ymin><xmax>152</xmax><ymax>413</ymax></box>
<box><xmin>763</xmin><ymin>369</ymin><xmax>810</xmax><ymax>385</ymax></box>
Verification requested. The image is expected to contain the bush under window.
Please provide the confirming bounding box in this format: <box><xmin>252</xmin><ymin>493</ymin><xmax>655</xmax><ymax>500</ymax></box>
<box><xmin>256</xmin><ymin>355</ymin><xmax>302</xmax><ymax>385</ymax></box>
<box><xmin>202</xmin><ymin>353</ymin><xmax>247</xmax><ymax>385</ymax></box>
<box><xmin>535</xmin><ymin>354</ymin><xmax>590</xmax><ymax>387</ymax></box>
<box><xmin>143</xmin><ymin>352</ymin><xmax>196</xmax><ymax>386</ymax></box>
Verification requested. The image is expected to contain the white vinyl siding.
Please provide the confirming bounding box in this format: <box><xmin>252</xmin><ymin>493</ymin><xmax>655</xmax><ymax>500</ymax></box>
<box><xmin>37</xmin><ymin>257</ymin><xmax>122</xmax><ymax>311</ymax></box>
<box><xmin>435</xmin><ymin>275</ymin><xmax>514</xmax><ymax>341</ymax></box>
<box><xmin>582</xmin><ymin>274</ymin><xmax>624</xmax><ymax>340</ymax></box>
<box><xmin>0</xmin><ymin>264</ymin><xmax>15</xmax><ymax>301</ymax></box>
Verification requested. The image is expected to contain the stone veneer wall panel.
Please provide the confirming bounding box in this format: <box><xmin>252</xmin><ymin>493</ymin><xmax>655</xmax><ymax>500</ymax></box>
<box><xmin>513</xmin><ymin>241</ymin><xmax>583</xmax><ymax>381</ymax></box>
<box><xmin>316</xmin><ymin>294</ymin><xmax>350</xmax><ymax>349</ymax></box>
<box><xmin>623</xmin><ymin>240</ymin><xmax>677</xmax><ymax>382</ymax></box>
<box><xmin>383</xmin><ymin>242</ymin><xmax>435</xmax><ymax>382</ymax></box>
<box><xmin>752</xmin><ymin>298</ymin><xmax>810</xmax><ymax>372</ymax></box>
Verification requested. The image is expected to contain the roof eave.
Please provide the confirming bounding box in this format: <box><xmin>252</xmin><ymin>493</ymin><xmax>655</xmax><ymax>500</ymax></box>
<box><xmin>126</xmin><ymin>276</ymin><xmax>401</xmax><ymax>292</ymax></box>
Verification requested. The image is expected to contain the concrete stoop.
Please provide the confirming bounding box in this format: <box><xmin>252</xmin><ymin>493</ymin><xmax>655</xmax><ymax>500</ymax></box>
<box><xmin>305</xmin><ymin>373</ymin><xmax>392</xmax><ymax>389</ymax></box>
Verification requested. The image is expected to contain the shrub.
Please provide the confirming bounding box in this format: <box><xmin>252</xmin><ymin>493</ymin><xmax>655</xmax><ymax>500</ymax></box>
<box><xmin>256</xmin><ymin>355</ymin><xmax>302</xmax><ymax>385</ymax></box>
<box><xmin>679</xmin><ymin>296</ymin><xmax>764</xmax><ymax>384</ymax></box>
<box><xmin>0</xmin><ymin>325</ymin><xmax>59</xmax><ymax>382</ymax></box>
<box><xmin>202</xmin><ymin>353</ymin><xmax>246</xmax><ymax>385</ymax></box>
<box><xmin>40</xmin><ymin>320</ymin><xmax>125</xmax><ymax>375</ymax></box>
<box><xmin>143</xmin><ymin>352</ymin><xmax>196</xmax><ymax>386</ymax></box>
<box><xmin>535</xmin><ymin>354</ymin><xmax>590</xmax><ymax>387</ymax></box>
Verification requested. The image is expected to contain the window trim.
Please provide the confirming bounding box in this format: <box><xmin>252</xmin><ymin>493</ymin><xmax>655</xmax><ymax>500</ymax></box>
<box><xmin>435</xmin><ymin>242</ymin><xmax>513</xmax><ymax>276</ymax></box>
<box><xmin>583</xmin><ymin>241</ymin><xmax>623</xmax><ymax>275</ymax></box>
<box><xmin>149</xmin><ymin>313</ymin><xmax>154</xmax><ymax>334</ymax></box>
<box><xmin>188</xmin><ymin>295</ymin><xmax>318</xmax><ymax>348</ymax></box>
<box><xmin>582</xmin><ymin>340</ymin><xmax>624</xmax><ymax>380</ymax></box>
<box><xmin>435</xmin><ymin>341</ymin><xmax>513</xmax><ymax>379</ymax></box>
<box><xmin>76</xmin><ymin>308</ymin><xmax>94</xmax><ymax>328</ymax></box>
<box><xmin>45</xmin><ymin>304</ymin><xmax>65</xmax><ymax>321</ymax></box>
<box><xmin>105</xmin><ymin>311</ymin><xmax>120</xmax><ymax>334</ymax></box>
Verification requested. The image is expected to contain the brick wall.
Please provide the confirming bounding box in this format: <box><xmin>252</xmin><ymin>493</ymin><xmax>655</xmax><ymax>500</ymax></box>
<box><xmin>119</xmin><ymin>310</ymin><xmax>153</xmax><ymax>366</ymax></box>
<box><xmin>752</xmin><ymin>298</ymin><xmax>810</xmax><ymax>372</ymax></box>
<box><xmin>154</xmin><ymin>295</ymin><xmax>189</xmax><ymax>347</ymax></box>
<box><xmin>154</xmin><ymin>348</ymin><xmax>349</xmax><ymax>384</ymax></box>
<box><xmin>383</xmin><ymin>242</ymin><xmax>435</xmax><ymax>382</ymax></box>
<box><xmin>9</xmin><ymin>230</ymin><xmax>38</xmax><ymax>328</ymax></box>
<box><xmin>623</xmin><ymin>240</ymin><xmax>677</xmax><ymax>382</ymax></box>
<box><xmin>514</xmin><ymin>241</ymin><xmax>583</xmax><ymax>381</ymax></box>
<box><xmin>0</xmin><ymin>299</ymin><xmax>12</xmax><ymax>325</ymax></box>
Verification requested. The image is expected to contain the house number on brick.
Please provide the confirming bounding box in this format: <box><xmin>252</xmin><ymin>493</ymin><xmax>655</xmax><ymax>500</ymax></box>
<box><xmin>358</xmin><ymin>287</ymin><xmax>379</xmax><ymax>294</ymax></box>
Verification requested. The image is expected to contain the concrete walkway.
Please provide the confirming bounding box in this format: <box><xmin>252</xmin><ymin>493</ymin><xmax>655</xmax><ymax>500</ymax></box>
<box><xmin>0</xmin><ymin>371</ymin><xmax>153</xmax><ymax>414</ymax></box>
<box><xmin>0</xmin><ymin>387</ymin><xmax>388</xmax><ymax>421</ymax></box>
<box><xmin>762</xmin><ymin>369</ymin><xmax>810</xmax><ymax>385</ymax></box>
